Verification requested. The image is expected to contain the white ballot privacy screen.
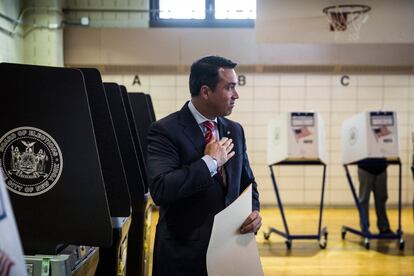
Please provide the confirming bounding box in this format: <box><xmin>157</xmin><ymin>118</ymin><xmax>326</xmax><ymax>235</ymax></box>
<box><xmin>342</xmin><ymin>111</ymin><xmax>399</xmax><ymax>164</ymax></box>
<box><xmin>267</xmin><ymin>112</ymin><xmax>326</xmax><ymax>165</ymax></box>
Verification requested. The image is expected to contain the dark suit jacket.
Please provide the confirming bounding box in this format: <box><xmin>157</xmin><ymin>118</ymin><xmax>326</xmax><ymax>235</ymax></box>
<box><xmin>147</xmin><ymin>102</ymin><xmax>260</xmax><ymax>276</ymax></box>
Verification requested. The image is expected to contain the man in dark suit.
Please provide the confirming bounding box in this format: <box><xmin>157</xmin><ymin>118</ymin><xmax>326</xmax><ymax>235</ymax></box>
<box><xmin>147</xmin><ymin>56</ymin><xmax>261</xmax><ymax>276</ymax></box>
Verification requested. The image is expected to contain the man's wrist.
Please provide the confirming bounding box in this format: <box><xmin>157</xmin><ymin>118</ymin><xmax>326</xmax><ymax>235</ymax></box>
<box><xmin>210</xmin><ymin>155</ymin><xmax>218</xmax><ymax>166</ymax></box>
<box><xmin>201</xmin><ymin>155</ymin><xmax>218</xmax><ymax>176</ymax></box>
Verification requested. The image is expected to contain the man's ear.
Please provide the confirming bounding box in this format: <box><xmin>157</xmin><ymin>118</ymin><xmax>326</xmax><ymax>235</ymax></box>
<box><xmin>200</xmin><ymin>85</ymin><xmax>210</xmax><ymax>99</ymax></box>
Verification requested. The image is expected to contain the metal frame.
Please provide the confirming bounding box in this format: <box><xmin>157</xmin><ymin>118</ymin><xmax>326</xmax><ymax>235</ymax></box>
<box><xmin>263</xmin><ymin>160</ymin><xmax>328</xmax><ymax>249</ymax></box>
<box><xmin>341</xmin><ymin>159</ymin><xmax>405</xmax><ymax>250</ymax></box>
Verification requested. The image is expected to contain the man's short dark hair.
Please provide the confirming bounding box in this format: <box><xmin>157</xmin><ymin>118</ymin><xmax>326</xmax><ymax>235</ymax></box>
<box><xmin>189</xmin><ymin>56</ymin><xmax>237</xmax><ymax>97</ymax></box>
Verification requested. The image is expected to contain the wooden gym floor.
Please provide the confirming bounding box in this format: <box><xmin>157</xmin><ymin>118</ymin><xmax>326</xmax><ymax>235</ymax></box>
<box><xmin>148</xmin><ymin>206</ymin><xmax>414</xmax><ymax>276</ymax></box>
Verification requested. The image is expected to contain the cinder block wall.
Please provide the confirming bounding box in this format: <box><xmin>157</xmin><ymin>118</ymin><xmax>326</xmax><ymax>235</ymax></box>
<box><xmin>0</xmin><ymin>0</ymin><xmax>63</xmax><ymax>66</ymax></box>
<box><xmin>0</xmin><ymin>0</ymin><xmax>23</xmax><ymax>62</ymax></box>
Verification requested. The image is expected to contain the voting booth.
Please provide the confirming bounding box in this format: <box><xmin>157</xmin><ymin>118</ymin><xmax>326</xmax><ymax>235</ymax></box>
<box><xmin>267</xmin><ymin>112</ymin><xmax>326</xmax><ymax>164</ymax></box>
<box><xmin>80</xmin><ymin>70</ymin><xmax>133</xmax><ymax>276</ymax></box>
<box><xmin>128</xmin><ymin>92</ymin><xmax>157</xmax><ymax>276</ymax></box>
<box><xmin>0</xmin><ymin>174</ymin><xmax>26</xmax><ymax>276</ymax></box>
<box><xmin>264</xmin><ymin>112</ymin><xmax>328</xmax><ymax>249</ymax></box>
<box><xmin>103</xmin><ymin>83</ymin><xmax>148</xmax><ymax>276</ymax></box>
<box><xmin>121</xmin><ymin>87</ymin><xmax>148</xmax><ymax>188</ymax></box>
<box><xmin>119</xmin><ymin>87</ymin><xmax>151</xmax><ymax>276</ymax></box>
<box><xmin>129</xmin><ymin>92</ymin><xmax>156</xmax><ymax>166</ymax></box>
<box><xmin>342</xmin><ymin>111</ymin><xmax>399</xmax><ymax>164</ymax></box>
<box><xmin>0</xmin><ymin>63</ymin><xmax>150</xmax><ymax>275</ymax></box>
<box><xmin>341</xmin><ymin>111</ymin><xmax>404</xmax><ymax>250</ymax></box>
<box><xmin>0</xmin><ymin>63</ymin><xmax>114</xmax><ymax>275</ymax></box>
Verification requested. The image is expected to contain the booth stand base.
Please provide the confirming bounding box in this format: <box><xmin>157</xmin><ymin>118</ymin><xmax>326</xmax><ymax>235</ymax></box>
<box><xmin>341</xmin><ymin>160</ymin><xmax>405</xmax><ymax>250</ymax></box>
<box><xmin>263</xmin><ymin>160</ymin><xmax>328</xmax><ymax>249</ymax></box>
<box><xmin>341</xmin><ymin>225</ymin><xmax>404</xmax><ymax>250</ymax></box>
<box><xmin>265</xmin><ymin>226</ymin><xmax>328</xmax><ymax>250</ymax></box>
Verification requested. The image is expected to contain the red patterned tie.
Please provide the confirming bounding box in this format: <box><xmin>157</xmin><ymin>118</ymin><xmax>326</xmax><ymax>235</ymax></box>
<box><xmin>202</xmin><ymin>121</ymin><xmax>224</xmax><ymax>181</ymax></box>
<box><xmin>202</xmin><ymin>120</ymin><xmax>215</xmax><ymax>144</ymax></box>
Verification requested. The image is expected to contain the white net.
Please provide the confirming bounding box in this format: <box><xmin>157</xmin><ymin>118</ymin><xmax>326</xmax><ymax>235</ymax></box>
<box><xmin>323</xmin><ymin>5</ymin><xmax>371</xmax><ymax>41</ymax></box>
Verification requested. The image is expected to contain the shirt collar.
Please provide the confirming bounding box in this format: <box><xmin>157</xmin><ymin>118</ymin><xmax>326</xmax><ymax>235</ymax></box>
<box><xmin>188</xmin><ymin>100</ymin><xmax>217</xmax><ymax>125</ymax></box>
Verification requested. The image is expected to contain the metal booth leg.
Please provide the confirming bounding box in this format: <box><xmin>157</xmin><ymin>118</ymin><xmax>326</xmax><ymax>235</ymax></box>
<box><xmin>264</xmin><ymin>165</ymin><xmax>292</xmax><ymax>249</ymax></box>
<box><xmin>318</xmin><ymin>164</ymin><xmax>328</xmax><ymax>249</ymax></box>
<box><xmin>342</xmin><ymin>162</ymin><xmax>405</xmax><ymax>250</ymax></box>
<box><xmin>264</xmin><ymin>163</ymin><xmax>328</xmax><ymax>249</ymax></box>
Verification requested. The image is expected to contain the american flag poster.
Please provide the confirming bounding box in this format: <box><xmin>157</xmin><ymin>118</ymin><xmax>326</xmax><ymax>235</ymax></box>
<box><xmin>293</xmin><ymin>126</ymin><xmax>312</xmax><ymax>143</ymax></box>
<box><xmin>373</xmin><ymin>126</ymin><xmax>391</xmax><ymax>141</ymax></box>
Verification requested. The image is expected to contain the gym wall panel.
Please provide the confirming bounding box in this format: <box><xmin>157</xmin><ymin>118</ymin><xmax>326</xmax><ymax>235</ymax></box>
<box><xmin>102</xmin><ymin>72</ymin><xmax>414</xmax><ymax>207</ymax></box>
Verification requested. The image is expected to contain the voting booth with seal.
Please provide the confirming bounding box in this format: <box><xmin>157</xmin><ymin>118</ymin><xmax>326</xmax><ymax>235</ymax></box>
<box><xmin>0</xmin><ymin>63</ymin><xmax>115</xmax><ymax>275</ymax></box>
<box><xmin>263</xmin><ymin>112</ymin><xmax>328</xmax><ymax>249</ymax></box>
<box><xmin>0</xmin><ymin>63</ymin><xmax>157</xmax><ymax>275</ymax></box>
<box><xmin>341</xmin><ymin>111</ymin><xmax>404</xmax><ymax>250</ymax></box>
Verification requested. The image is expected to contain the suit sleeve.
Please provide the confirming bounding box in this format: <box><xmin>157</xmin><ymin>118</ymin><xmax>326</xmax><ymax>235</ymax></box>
<box><xmin>239</xmin><ymin>124</ymin><xmax>260</xmax><ymax>211</ymax></box>
<box><xmin>146</xmin><ymin>121</ymin><xmax>213</xmax><ymax>206</ymax></box>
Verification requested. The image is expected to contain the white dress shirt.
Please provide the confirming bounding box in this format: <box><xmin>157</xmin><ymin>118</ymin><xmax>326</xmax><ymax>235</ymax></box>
<box><xmin>188</xmin><ymin>101</ymin><xmax>219</xmax><ymax>176</ymax></box>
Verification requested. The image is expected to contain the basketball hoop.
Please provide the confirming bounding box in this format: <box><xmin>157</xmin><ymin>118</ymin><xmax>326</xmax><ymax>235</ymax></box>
<box><xmin>323</xmin><ymin>4</ymin><xmax>371</xmax><ymax>40</ymax></box>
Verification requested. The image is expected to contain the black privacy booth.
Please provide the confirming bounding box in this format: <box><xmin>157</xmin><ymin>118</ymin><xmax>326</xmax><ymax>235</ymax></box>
<box><xmin>103</xmin><ymin>83</ymin><xmax>148</xmax><ymax>276</ymax></box>
<box><xmin>128</xmin><ymin>91</ymin><xmax>157</xmax><ymax>276</ymax></box>
<box><xmin>79</xmin><ymin>68</ymin><xmax>132</xmax><ymax>276</ymax></box>
<box><xmin>128</xmin><ymin>92</ymin><xmax>156</xmax><ymax>164</ymax></box>
<box><xmin>0</xmin><ymin>63</ymin><xmax>113</xmax><ymax>275</ymax></box>
<box><xmin>145</xmin><ymin>94</ymin><xmax>156</xmax><ymax>124</ymax></box>
<box><xmin>120</xmin><ymin>86</ymin><xmax>149</xmax><ymax>276</ymax></box>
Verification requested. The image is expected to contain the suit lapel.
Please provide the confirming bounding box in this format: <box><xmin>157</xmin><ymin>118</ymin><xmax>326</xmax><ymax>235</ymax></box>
<box><xmin>179</xmin><ymin>103</ymin><xmax>205</xmax><ymax>155</ymax></box>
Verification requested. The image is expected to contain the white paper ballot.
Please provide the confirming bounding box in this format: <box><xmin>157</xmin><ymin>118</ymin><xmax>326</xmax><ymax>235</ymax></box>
<box><xmin>206</xmin><ymin>184</ymin><xmax>263</xmax><ymax>276</ymax></box>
